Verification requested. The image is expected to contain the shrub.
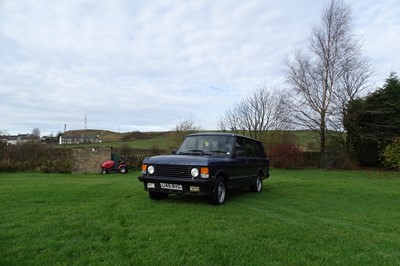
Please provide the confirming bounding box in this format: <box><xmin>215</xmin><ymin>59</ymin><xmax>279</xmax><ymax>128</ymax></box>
<box><xmin>118</xmin><ymin>144</ymin><xmax>134</xmax><ymax>155</ymax></box>
<box><xmin>264</xmin><ymin>131</ymin><xmax>297</xmax><ymax>149</ymax></box>
<box><xmin>0</xmin><ymin>143</ymin><xmax>72</xmax><ymax>173</ymax></box>
<box><xmin>321</xmin><ymin>138</ymin><xmax>357</xmax><ymax>169</ymax></box>
<box><xmin>302</xmin><ymin>151</ymin><xmax>320</xmax><ymax>168</ymax></box>
<box><xmin>269</xmin><ymin>143</ymin><xmax>303</xmax><ymax>169</ymax></box>
<box><xmin>38</xmin><ymin>158</ymin><xmax>72</xmax><ymax>173</ymax></box>
<box><xmin>306</xmin><ymin>140</ymin><xmax>318</xmax><ymax>151</ymax></box>
<box><xmin>382</xmin><ymin>138</ymin><xmax>400</xmax><ymax>170</ymax></box>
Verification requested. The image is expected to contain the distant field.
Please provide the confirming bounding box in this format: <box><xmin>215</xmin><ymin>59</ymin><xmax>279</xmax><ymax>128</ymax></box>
<box><xmin>1</xmin><ymin>170</ymin><xmax>399</xmax><ymax>265</ymax></box>
<box><xmin>62</xmin><ymin>130</ymin><xmax>322</xmax><ymax>151</ymax></box>
<box><xmin>63</xmin><ymin>133</ymin><xmax>171</xmax><ymax>150</ymax></box>
<box><xmin>128</xmin><ymin>135</ymin><xmax>170</xmax><ymax>150</ymax></box>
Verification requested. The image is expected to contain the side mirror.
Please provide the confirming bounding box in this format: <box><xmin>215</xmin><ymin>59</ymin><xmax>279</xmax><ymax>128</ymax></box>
<box><xmin>171</xmin><ymin>149</ymin><xmax>177</xmax><ymax>154</ymax></box>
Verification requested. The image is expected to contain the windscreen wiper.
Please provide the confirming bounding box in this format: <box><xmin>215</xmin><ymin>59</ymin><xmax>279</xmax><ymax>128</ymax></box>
<box><xmin>178</xmin><ymin>149</ymin><xmax>204</xmax><ymax>155</ymax></box>
<box><xmin>211</xmin><ymin>150</ymin><xmax>228</xmax><ymax>154</ymax></box>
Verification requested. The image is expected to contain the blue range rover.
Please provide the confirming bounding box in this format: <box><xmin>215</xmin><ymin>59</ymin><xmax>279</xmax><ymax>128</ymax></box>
<box><xmin>138</xmin><ymin>133</ymin><xmax>270</xmax><ymax>205</ymax></box>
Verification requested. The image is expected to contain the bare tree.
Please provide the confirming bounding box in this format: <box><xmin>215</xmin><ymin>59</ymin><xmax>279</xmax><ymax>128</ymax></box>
<box><xmin>32</xmin><ymin>128</ymin><xmax>41</xmax><ymax>138</ymax></box>
<box><xmin>219</xmin><ymin>85</ymin><xmax>290</xmax><ymax>142</ymax></box>
<box><xmin>331</xmin><ymin>53</ymin><xmax>373</xmax><ymax>131</ymax></box>
<box><xmin>285</xmin><ymin>0</ymin><xmax>372</xmax><ymax>156</ymax></box>
<box><xmin>169</xmin><ymin>118</ymin><xmax>202</xmax><ymax>149</ymax></box>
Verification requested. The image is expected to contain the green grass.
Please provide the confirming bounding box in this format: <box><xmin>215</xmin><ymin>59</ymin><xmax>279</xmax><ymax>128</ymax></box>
<box><xmin>128</xmin><ymin>135</ymin><xmax>170</xmax><ymax>150</ymax></box>
<box><xmin>1</xmin><ymin>170</ymin><xmax>399</xmax><ymax>265</ymax></box>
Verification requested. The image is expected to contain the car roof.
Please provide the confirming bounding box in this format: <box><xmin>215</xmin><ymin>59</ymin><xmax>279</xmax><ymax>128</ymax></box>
<box><xmin>186</xmin><ymin>132</ymin><xmax>262</xmax><ymax>142</ymax></box>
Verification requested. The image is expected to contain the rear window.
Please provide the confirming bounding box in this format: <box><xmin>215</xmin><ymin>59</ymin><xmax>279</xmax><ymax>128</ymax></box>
<box><xmin>244</xmin><ymin>139</ymin><xmax>265</xmax><ymax>157</ymax></box>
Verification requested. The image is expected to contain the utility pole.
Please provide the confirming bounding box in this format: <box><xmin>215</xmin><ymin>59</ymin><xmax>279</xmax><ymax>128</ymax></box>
<box><xmin>84</xmin><ymin>114</ymin><xmax>87</xmax><ymax>130</ymax></box>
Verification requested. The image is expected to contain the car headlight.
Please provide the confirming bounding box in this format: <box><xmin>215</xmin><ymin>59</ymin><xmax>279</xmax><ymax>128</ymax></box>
<box><xmin>191</xmin><ymin>167</ymin><xmax>199</xmax><ymax>178</ymax></box>
<box><xmin>148</xmin><ymin>165</ymin><xmax>155</xmax><ymax>174</ymax></box>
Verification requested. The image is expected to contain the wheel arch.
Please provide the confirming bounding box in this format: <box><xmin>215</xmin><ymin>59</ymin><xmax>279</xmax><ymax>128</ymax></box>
<box><xmin>257</xmin><ymin>168</ymin><xmax>265</xmax><ymax>179</ymax></box>
<box><xmin>214</xmin><ymin>170</ymin><xmax>229</xmax><ymax>186</ymax></box>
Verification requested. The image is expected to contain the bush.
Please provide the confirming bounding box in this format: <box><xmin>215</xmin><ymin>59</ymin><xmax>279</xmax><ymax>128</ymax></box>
<box><xmin>118</xmin><ymin>144</ymin><xmax>134</xmax><ymax>155</ymax></box>
<box><xmin>269</xmin><ymin>143</ymin><xmax>303</xmax><ymax>169</ymax></box>
<box><xmin>111</xmin><ymin>147</ymin><xmax>167</xmax><ymax>171</ymax></box>
<box><xmin>0</xmin><ymin>143</ymin><xmax>72</xmax><ymax>172</ymax></box>
<box><xmin>302</xmin><ymin>151</ymin><xmax>320</xmax><ymax>168</ymax></box>
<box><xmin>321</xmin><ymin>138</ymin><xmax>357</xmax><ymax>169</ymax></box>
<box><xmin>264</xmin><ymin>131</ymin><xmax>297</xmax><ymax>149</ymax></box>
<box><xmin>382</xmin><ymin>138</ymin><xmax>400</xmax><ymax>170</ymax></box>
<box><xmin>344</xmin><ymin>73</ymin><xmax>400</xmax><ymax>167</ymax></box>
<box><xmin>38</xmin><ymin>158</ymin><xmax>72</xmax><ymax>173</ymax></box>
<box><xmin>306</xmin><ymin>140</ymin><xmax>318</xmax><ymax>151</ymax></box>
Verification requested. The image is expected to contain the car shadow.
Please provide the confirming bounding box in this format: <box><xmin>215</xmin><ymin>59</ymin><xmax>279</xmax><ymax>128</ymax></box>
<box><xmin>159</xmin><ymin>185</ymin><xmax>272</xmax><ymax>205</ymax></box>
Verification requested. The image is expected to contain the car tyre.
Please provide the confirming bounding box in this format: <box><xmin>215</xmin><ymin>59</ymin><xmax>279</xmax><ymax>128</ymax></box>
<box><xmin>250</xmin><ymin>174</ymin><xmax>262</xmax><ymax>192</ymax></box>
<box><xmin>149</xmin><ymin>191</ymin><xmax>169</xmax><ymax>200</ymax></box>
<box><xmin>209</xmin><ymin>177</ymin><xmax>226</xmax><ymax>205</ymax></box>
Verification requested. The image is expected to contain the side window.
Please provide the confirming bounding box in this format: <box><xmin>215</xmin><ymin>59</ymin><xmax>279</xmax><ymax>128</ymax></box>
<box><xmin>245</xmin><ymin>139</ymin><xmax>257</xmax><ymax>157</ymax></box>
<box><xmin>254</xmin><ymin>142</ymin><xmax>266</xmax><ymax>158</ymax></box>
<box><xmin>235</xmin><ymin>137</ymin><xmax>245</xmax><ymax>156</ymax></box>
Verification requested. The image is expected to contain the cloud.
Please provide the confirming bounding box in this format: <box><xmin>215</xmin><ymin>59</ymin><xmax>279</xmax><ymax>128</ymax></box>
<box><xmin>0</xmin><ymin>0</ymin><xmax>399</xmax><ymax>135</ymax></box>
<box><xmin>352</xmin><ymin>0</ymin><xmax>400</xmax><ymax>86</ymax></box>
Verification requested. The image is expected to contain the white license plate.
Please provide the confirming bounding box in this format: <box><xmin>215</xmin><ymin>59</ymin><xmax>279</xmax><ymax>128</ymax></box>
<box><xmin>160</xmin><ymin>183</ymin><xmax>182</xmax><ymax>190</ymax></box>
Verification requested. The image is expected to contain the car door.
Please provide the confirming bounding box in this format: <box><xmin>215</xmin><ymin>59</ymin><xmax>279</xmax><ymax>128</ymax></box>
<box><xmin>254</xmin><ymin>140</ymin><xmax>269</xmax><ymax>174</ymax></box>
<box><xmin>244</xmin><ymin>139</ymin><xmax>259</xmax><ymax>185</ymax></box>
<box><xmin>229</xmin><ymin>136</ymin><xmax>249</xmax><ymax>187</ymax></box>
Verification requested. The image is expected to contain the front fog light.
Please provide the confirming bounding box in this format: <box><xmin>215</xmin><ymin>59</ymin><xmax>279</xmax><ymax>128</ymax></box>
<box><xmin>147</xmin><ymin>183</ymin><xmax>155</xmax><ymax>189</ymax></box>
<box><xmin>191</xmin><ymin>168</ymin><xmax>199</xmax><ymax>178</ymax></box>
<box><xmin>190</xmin><ymin>186</ymin><xmax>200</xmax><ymax>192</ymax></box>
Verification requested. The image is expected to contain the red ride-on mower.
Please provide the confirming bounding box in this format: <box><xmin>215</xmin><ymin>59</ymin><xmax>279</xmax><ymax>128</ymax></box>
<box><xmin>100</xmin><ymin>153</ymin><xmax>127</xmax><ymax>174</ymax></box>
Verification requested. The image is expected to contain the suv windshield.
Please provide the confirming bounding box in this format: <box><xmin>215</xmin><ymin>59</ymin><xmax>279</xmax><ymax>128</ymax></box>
<box><xmin>177</xmin><ymin>135</ymin><xmax>234</xmax><ymax>157</ymax></box>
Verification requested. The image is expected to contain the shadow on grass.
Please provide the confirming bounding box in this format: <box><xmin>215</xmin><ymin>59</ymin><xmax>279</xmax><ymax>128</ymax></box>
<box><xmin>149</xmin><ymin>185</ymin><xmax>273</xmax><ymax>205</ymax></box>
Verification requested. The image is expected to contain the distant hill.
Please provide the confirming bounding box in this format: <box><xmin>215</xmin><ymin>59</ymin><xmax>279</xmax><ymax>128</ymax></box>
<box><xmin>62</xmin><ymin>129</ymin><xmax>321</xmax><ymax>151</ymax></box>
<box><xmin>63</xmin><ymin>129</ymin><xmax>170</xmax><ymax>142</ymax></box>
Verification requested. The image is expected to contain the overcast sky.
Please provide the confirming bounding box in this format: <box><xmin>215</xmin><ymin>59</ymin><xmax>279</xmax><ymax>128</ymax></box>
<box><xmin>1</xmin><ymin>0</ymin><xmax>399</xmax><ymax>136</ymax></box>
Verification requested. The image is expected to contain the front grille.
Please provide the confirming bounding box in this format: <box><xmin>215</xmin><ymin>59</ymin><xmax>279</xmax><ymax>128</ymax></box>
<box><xmin>154</xmin><ymin>164</ymin><xmax>191</xmax><ymax>178</ymax></box>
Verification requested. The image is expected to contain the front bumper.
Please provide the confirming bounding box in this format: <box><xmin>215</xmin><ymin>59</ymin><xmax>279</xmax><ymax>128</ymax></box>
<box><xmin>138</xmin><ymin>175</ymin><xmax>215</xmax><ymax>196</ymax></box>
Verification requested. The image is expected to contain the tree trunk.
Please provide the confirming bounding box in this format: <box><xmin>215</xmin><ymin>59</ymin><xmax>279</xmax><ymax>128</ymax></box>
<box><xmin>320</xmin><ymin>115</ymin><xmax>326</xmax><ymax>167</ymax></box>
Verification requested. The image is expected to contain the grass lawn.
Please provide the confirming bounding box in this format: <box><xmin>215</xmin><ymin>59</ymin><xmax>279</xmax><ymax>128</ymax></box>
<box><xmin>1</xmin><ymin>169</ymin><xmax>399</xmax><ymax>265</ymax></box>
